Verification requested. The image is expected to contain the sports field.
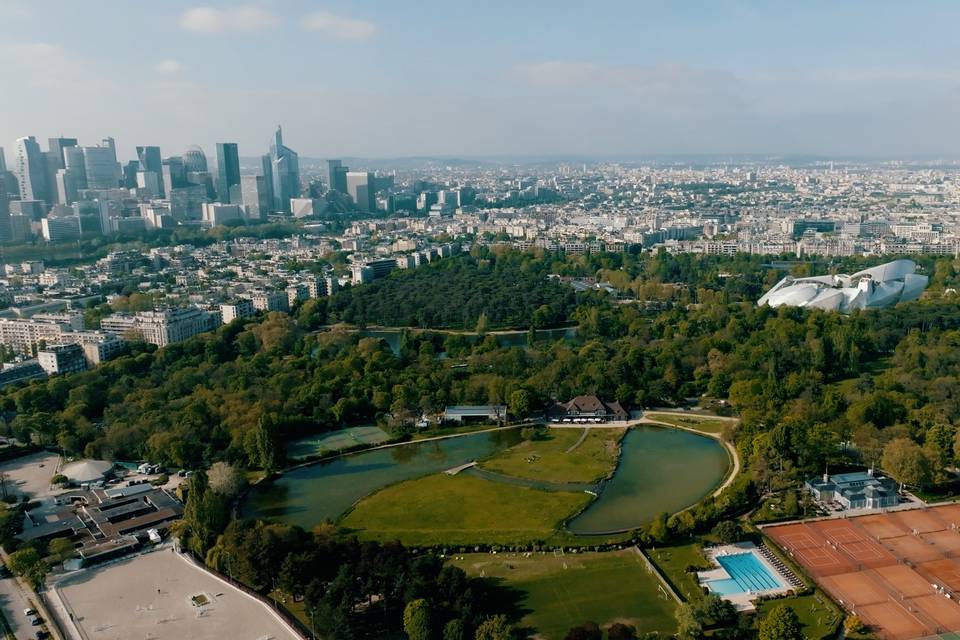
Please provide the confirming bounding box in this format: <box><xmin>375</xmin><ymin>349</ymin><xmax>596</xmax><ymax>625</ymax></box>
<box><xmin>766</xmin><ymin>504</ymin><xmax>960</xmax><ymax>640</ymax></box>
<box><xmin>449</xmin><ymin>549</ymin><xmax>677</xmax><ymax>639</ymax></box>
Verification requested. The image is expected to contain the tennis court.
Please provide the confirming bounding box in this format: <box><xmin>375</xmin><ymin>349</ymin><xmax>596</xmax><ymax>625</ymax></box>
<box><xmin>767</xmin><ymin>505</ymin><xmax>960</xmax><ymax>640</ymax></box>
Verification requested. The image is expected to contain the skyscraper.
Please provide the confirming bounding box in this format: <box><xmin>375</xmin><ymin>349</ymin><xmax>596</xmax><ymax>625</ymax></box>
<box><xmin>15</xmin><ymin>136</ymin><xmax>51</xmax><ymax>205</ymax></box>
<box><xmin>241</xmin><ymin>175</ymin><xmax>270</xmax><ymax>220</ymax></box>
<box><xmin>346</xmin><ymin>171</ymin><xmax>376</xmax><ymax>212</ymax></box>
<box><xmin>136</xmin><ymin>146</ymin><xmax>164</xmax><ymax>197</ymax></box>
<box><xmin>182</xmin><ymin>145</ymin><xmax>208</xmax><ymax>172</ymax></box>
<box><xmin>63</xmin><ymin>146</ymin><xmax>87</xmax><ymax>190</ymax></box>
<box><xmin>269</xmin><ymin>126</ymin><xmax>299</xmax><ymax>213</ymax></box>
<box><xmin>161</xmin><ymin>157</ymin><xmax>187</xmax><ymax>198</ymax></box>
<box><xmin>259</xmin><ymin>154</ymin><xmax>274</xmax><ymax>212</ymax></box>
<box><xmin>215</xmin><ymin>143</ymin><xmax>241</xmax><ymax>204</ymax></box>
<box><xmin>82</xmin><ymin>142</ymin><xmax>121</xmax><ymax>189</ymax></box>
<box><xmin>48</xmin><ymin>138</ymin><xmax>78</xmax><ymax>167</ymax></box>
<box><xmin>327</xmin><ymin>159</ymin><xmax>349</xmax><ymax>193</ymax></box>
<box><xmin>0</xmin><ymin>147</ymin><xmax>6</xmax><ymax>172</ymax></box>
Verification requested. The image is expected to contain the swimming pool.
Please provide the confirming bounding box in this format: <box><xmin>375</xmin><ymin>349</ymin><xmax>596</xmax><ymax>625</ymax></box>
<box><xmin>707</xmin><ymin>552</ymin><xmax>784</xmax><ymax>595</ymax></box>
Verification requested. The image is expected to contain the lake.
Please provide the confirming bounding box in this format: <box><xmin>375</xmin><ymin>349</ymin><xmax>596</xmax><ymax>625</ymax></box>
<box><xmin>243</xmin><ymin>424</ymin><xmax>729</xmax><ymax>536</ymax></box>
<box><xmin>565</xmin><ymin>426</ymin><xmax>731</xmax><ymax>535</ymax></box>
<box><xmin>243</xmin><ymin>429</ymin><xmax>522</xmax><ymax>528</ymax></box>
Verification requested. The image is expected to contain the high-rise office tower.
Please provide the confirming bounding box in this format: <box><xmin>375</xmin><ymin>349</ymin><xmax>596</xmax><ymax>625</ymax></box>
<box><xmin>182</xmin><ymin>145</ymin><xmax>208</xmax><ymax>173</ymax></box>
<box><xmin>161</xmin><ymin>157</ymin><xmax>187</xmax><ymax>197</ymax></box>
<box><xmin>82</xmin><ymin>143</ymin><xmax>121</xmax><ymax>189</ymax></box>
<box><xmin>136</xmin><ymin>146</ymin><xmax>164</xmax><ymax>197</ymax></box>
<box><xmin>259</xmin><ymin>154</ymin><xmax>274</xmax><ymax>211</ymax></box>
<box><xmin>215</xmin><ymin>143</ymin><xmax>241</xmax><ymax>204</ymax></box>
<box><xmin>56</xmin><ymin>169</ymin><xmax>79</xmax><ymax>205</ymax></box>
<box><xmin>62</xmin><ymin>146</ymin><xmax>87</xmax><ymax>193</ymax></box>
<box><xmin>241</xmin><ymin>175</ymin><xmax>271</xmax><ymax>220</ymax></box>
<box><xmin>0</xmin><ymin>147</ymin><xmax>6</xmax><ymax>172</ymax></box>
<box><xmin>327</xmin><ymin>159</ymin><xmax>349</xmax><ymax>193</ymax></box>
<box><xmin>346</xmin><ymin>171</ymin><xmax>376</xmax><ymax>212</ymax></box>
<box><xmin>15</xmin><ymin>137</ymin><xmax>51</xmax><ymax>205</ymax></box>
<box><xmin>269</xmin><ymin>126</ymin><xmax>299</xmax><ymax>213</ymax></box>
<box><xmin>48</xmin><ymin>138</ymin><xmax>78</xmax><ymax>167</ymax></box>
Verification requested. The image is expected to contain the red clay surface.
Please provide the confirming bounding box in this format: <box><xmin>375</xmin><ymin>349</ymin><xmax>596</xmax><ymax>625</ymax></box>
<box><xmin>767</xmin><ymin>505</ymin><xmax>960</xmax><ymax>640</ymax></box>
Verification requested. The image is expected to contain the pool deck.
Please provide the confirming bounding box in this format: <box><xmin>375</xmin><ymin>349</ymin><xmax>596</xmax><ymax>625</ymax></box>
<box><xmin>698</xmin><ymin>542</ymin><xmax>794</xmax><ymax>610</ymax></box>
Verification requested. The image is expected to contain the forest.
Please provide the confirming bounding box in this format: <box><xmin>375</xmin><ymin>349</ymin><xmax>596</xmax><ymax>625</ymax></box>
<box><xmin>2</xmin><ymin>248</ymin><xmax>960</xmax><ymax>497</ymax></box>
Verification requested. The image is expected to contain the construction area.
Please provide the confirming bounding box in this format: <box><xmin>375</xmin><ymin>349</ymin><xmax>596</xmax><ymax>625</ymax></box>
<box><xmin>766</xmin><ymin>504</ymin><xmax>960</xmax><ymax>640</ymax></box>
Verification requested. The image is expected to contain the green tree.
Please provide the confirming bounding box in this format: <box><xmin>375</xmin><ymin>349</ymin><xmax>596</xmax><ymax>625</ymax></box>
<box><xmin>404</xmin><ymin>598</ymin><xmax>432</xmax><ymax>640</ymax></box>
<box><xmin>564</xmin><ymin>622</ymin><xmax>602</xmax><ymax>640</ymax></box>
<box><xmin>757</xmin><ymin>604</ymin><xmax>802</xmax><ymax>640</ymax></box>
<box><xmin>712</xmin><ymin>520</ymin><xmax>741</xmax><ymax>544</ymax></box>
<box><xmin>509</xmin><ymin>389</ymin><xmax>531</xmax><ymax>421</ymax></box>
<box><xmin>49</xmin><ymin>537</ymin><xmax>76</xmax><ymax>568</ymax></box>
<box><xmin>8</xmin><ymin>547</ymin><xmax>48</xmax><ymax>589</ymax></box>
<box><xmin>605</xmin><ymin>623</ymin><xmax>636</xmax><ymax>640</ymax></box>
<box><xmin>444</xmin><ymin>619</ymin><xmax>467</xmax><ymax>640</ymax></box>
<box><xmin>674</xmin><ymin>603</ymin><xmax>703</xmax><ymax>640</ymax></box>
<box><xmin>475</xmin><ymin>312</ymin><xmax>489</xmax><ymax>335</ymax></box>
<box><xmin>475</xmin><ymin>615</ymin><xmax>514</xmax><ymax>640</ymax></box>
<box><xmin>882</xmin><ymin>437</ymin><xmax>933</xmax><ymax>488</ymax></box>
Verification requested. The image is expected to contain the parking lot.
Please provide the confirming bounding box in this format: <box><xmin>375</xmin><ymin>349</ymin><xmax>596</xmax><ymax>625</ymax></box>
<box><xmin>0</xmin><ymin>451</ymin><xmax>60</xmax><ymax>500</ymax></box>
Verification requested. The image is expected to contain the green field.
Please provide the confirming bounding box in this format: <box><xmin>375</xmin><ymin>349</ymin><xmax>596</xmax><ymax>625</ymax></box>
<box><xmin>755</xmin><ymin>592</ymin><xmax>843</xmax><ymax>640</ymax></box>
<box><xmin>449</xmin><ymin>550</ymin><xmax>677</xmax><ymax>639</ymax></box>
<box><xmin>645</xmin><ymin>413</ymin><xmax>730</xmax><ymax>435</ymax></box>
<box><xmin>340</xmin><ymin>473</ymin><xmax>591</xmax><ymax>546</ymax></box>
<box><xmin>480</xmin><ymin>428</ymin><xmax>624</xmax><ymax>483</ymax></box>
<box><xmin>647</xmin><ymin>543</ymin><xmax>710</xmax><ymax>602</ymax></box>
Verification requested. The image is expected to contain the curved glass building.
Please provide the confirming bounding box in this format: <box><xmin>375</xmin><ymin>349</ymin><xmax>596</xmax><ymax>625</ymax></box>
<box><xmin>758</xmin><ymin>259</ymin><xmax>928</xmax><ymax>312</ymax></box>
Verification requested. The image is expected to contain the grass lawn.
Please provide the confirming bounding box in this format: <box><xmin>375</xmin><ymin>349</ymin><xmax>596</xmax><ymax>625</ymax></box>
<box><xmin>755</xmin><ymin>592</ymin><xmax>843</xmax><ymax>640</ymax></box>
<box><xmin>480</xmin><ymin>428</ymin><xmax>624</xmax><ymax>483</ymax></box>
<box><xmin>341</xmin><ymin>473</ymin><xmax>591</xmax><ymax>546</ymax></box>
<box><xmin>645</xmin><ymin>413</ymin><xmax>729</xmax><ymax>435</ymax></box>
<box><xmin>449</xmin><ymin>549</ymin><xmax>677</xmax><ymax>639</ymax></box>
<box><xmin>647</xmin><ymin>542</ymin><xmax>710</xmax><ymax>602</ymax></box>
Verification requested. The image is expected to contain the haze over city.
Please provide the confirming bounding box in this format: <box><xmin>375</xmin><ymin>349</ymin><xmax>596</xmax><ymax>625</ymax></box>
<box><xmin>3</xmin><ymin>0</ymin><xmax>960</xmax><ymax>159</ymax></box>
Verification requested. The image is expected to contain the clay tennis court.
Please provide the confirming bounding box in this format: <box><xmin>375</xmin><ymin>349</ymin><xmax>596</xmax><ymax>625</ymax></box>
<box><xmin>766</xmin><ymin>505</ymin><xmax>960</xmax><ymax>640</ymax></box>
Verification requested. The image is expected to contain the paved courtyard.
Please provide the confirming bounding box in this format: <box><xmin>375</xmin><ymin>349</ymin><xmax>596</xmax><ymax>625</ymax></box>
<box><xmin>0</xmin><ymin>451</ymin><xmax>59</xmax><ymax>499</ymax></box>
<box><xmin>53</xmin><ymin>547</ymin><xmax>300</xmax><ymax>640</ymax></box>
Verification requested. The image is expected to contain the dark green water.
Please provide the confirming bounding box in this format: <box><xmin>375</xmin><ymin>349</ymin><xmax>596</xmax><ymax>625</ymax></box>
<box><xmin>566</xmin><ymin>426</ymin><xmax>730</xmax><ymax>535</ymax></box>
<box><xmin>243</xmin><ymin>425</ymin><xmax>729</xmax><ymax>536</ymax></box>
<box><xmin>243</xmin><ymin>429</ymin><xmax>522</xmax><ymax>528</ymax></box>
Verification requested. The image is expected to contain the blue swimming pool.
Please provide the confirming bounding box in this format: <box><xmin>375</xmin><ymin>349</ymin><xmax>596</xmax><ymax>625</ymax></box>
<box><xmin>707</xmin><ymin>552</ymin><xmax>784</xmax><ymax>595</ymax></box>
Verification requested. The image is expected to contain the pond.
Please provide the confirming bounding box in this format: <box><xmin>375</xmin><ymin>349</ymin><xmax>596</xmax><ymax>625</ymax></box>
<box><xmin>565</xmin><ymin>426</ymin><xmax>730</xmax><ymax>535</ymax></box>
<box><xmin>243</xmin><ymin>424</ymin><xmax>730</xmax><ymax>536</ymax></box>
<box><xmin>243</xmin><ymin>429</ymin><xmax>522</xmax><ymax>528</ymax></box>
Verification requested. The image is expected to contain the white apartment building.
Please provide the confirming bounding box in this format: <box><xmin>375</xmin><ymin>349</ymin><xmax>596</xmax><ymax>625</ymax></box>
<box><xmin>100</xmin><ymin>308</ymin><xmax>217</xmax><ymax>347</ymax></box>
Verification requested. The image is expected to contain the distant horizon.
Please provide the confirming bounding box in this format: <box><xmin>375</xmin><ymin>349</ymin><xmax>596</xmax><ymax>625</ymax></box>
<box><xmin>2</xmin><ymin>1</ymin><xmax>960</xmax><ymax>160</ymax></box>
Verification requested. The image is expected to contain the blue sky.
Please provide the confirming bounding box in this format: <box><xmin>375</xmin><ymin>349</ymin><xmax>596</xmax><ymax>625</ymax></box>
<box><xmin>1</xmin><ymin>1</ymin><xmax>959</xmax><ymax>160</ymax></box>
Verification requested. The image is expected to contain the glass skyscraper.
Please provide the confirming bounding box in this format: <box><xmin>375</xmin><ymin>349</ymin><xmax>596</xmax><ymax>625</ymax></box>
<box><xmin>215</xmin><ymin>142</ymin><xmax>241</xmax><ymax>204</ymax></box>
<box><xmin>269</xmin><ymin>126</ymin><xmax>299</xmax><ymax>213</ymax></box>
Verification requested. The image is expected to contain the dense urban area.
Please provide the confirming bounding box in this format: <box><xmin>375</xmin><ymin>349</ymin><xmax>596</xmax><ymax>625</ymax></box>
<box><xmin>0</xmin><ymin>128</ymin><xmax>957</xmax><ymax>640</ymax></box>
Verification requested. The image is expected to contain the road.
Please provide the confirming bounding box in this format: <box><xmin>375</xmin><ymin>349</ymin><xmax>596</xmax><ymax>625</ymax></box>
<box><xmin>0</xmin><ymin>572</ymin><xmax>39</xmax><ymax>638</ymax></box>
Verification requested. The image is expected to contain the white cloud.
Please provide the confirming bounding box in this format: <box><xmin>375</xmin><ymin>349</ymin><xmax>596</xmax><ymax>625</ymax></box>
<box><xmin>154</xmin><ymin>59</ymin><xmax>182</xmax><ymax>75</ymax></box>
<box><xmin>179</xmin><ymin>5</ymin><xmax>278</xmax><ymax>33</ymax></box>
<box><xmin>301</xmin><ymin>11</ymin><xmax>376</xmax><ymax>41</ymax></box>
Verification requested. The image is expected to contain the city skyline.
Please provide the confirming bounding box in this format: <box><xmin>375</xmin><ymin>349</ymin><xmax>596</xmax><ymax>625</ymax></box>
<box><xmin>2</xmin><ymin>1</ymin><xmax>960</xmax><ymax>159</ymax></box>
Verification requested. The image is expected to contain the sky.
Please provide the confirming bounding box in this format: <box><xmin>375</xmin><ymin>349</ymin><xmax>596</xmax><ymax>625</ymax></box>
<box><xmin>1</xmin><ymin>0</ymin><xmax>959</xmax><ymax>161</ymax></box>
